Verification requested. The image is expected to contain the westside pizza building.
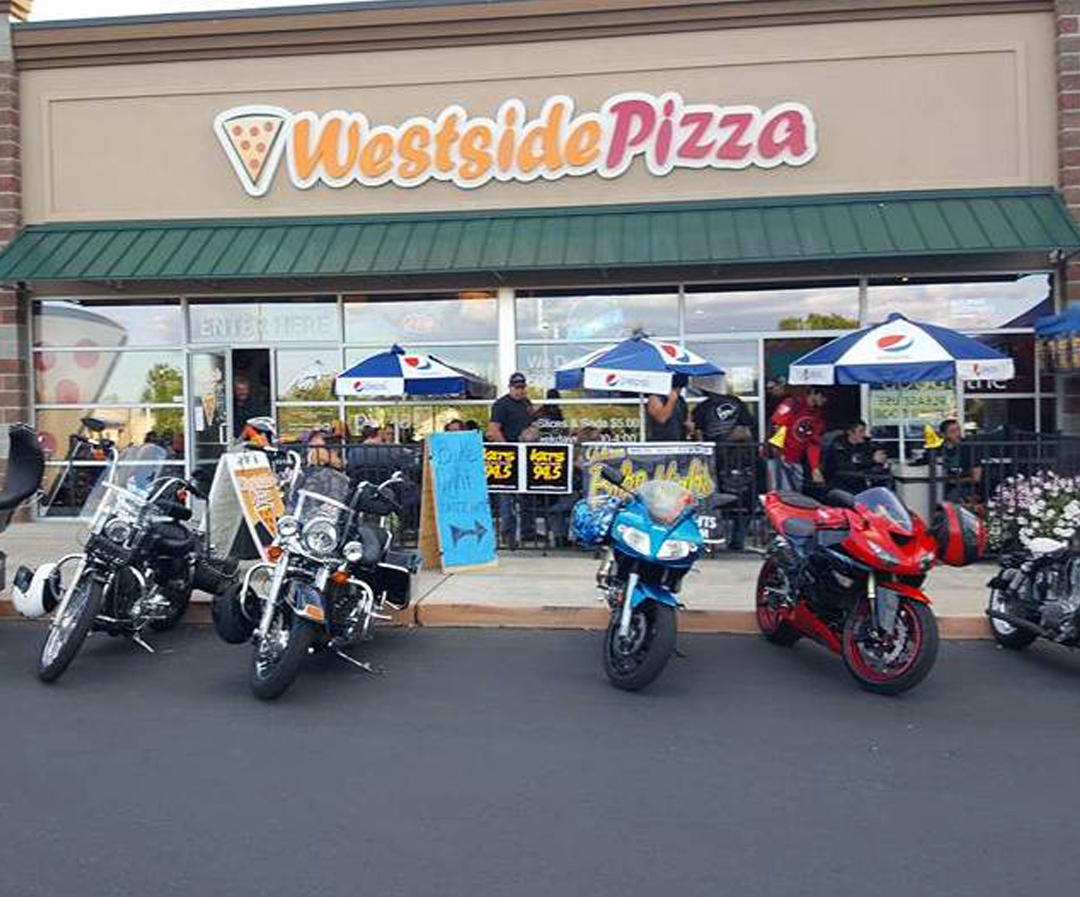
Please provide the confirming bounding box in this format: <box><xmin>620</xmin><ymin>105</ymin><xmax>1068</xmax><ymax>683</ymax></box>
<box><xmin>1</xmin><ymin>0</ymin><xmax>1080</xmax><ymax>509</ymax></box>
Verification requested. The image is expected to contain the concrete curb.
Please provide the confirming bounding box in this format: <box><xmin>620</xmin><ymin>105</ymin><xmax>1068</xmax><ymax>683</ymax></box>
<box><xmin>0</xmin><ymin>599</ymin><xmax>994</xmax><ymax>638</ymax></box>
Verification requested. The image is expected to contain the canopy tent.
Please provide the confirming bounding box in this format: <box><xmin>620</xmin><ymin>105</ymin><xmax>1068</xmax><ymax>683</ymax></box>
<box><xmin>789</xmin><ymin>313</ymin><xmax>1014</xmax><ymax>460</ymax></box>
<box><xmin>1035</xmin><ymin>305</ymin><xmax>1080</xmax><ymax>339</ymax></box>
<box><xmin>555</xmin><ymin>335</ymin><xmax>722</xmax><ymax>439</ymax></box>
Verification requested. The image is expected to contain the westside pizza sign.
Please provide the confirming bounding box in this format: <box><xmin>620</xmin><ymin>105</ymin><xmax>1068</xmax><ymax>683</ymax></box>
<box><xmin>214</xmin><ymin>91</ymin><xmax>817</xmax><ymax>197</ymax></box>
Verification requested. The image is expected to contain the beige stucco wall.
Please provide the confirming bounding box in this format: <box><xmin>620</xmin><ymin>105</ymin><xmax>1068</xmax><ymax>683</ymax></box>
<box><xmin>18</xmin><ymin>11</ymin><xmax>1058</xmax><ymax>224</ymax></box>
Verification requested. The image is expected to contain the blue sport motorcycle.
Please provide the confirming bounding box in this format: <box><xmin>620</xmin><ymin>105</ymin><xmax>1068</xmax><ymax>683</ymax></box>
<box><xmin>572</xmin><ymin>467</ymin><xmax>733</xmax><ymax>691</ymax></box>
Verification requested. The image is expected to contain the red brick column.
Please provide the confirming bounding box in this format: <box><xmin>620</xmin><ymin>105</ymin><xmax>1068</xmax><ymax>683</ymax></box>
<box><xmin>1060</xmin><ymin>3</ymin><xmax>1080</xmax><ymax>304</ymax></box>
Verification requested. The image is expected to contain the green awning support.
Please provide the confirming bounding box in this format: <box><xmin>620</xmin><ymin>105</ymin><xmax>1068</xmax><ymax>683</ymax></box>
<box><xmin>1</xmin><ymin>188</ymin><xmax>1077</xmax><ymax>284</ymax></box>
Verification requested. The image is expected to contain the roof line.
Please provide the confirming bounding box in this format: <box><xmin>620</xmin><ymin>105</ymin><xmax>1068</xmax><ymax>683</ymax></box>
<box><xmin>14</xmin><ymin>187</ymin><xmax>1064</xmax><ymax>234</ymax></box>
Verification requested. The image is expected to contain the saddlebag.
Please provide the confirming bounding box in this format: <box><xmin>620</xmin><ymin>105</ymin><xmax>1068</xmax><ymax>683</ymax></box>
<box><xmin>373</xmin><ymin>550</ymin><xmax>420</xmax><ymax>609</ymax></box>
<box><xmin>192</xmin><ymin>556</ymin><xmax>239</xmax><ymax>596</ymax></box>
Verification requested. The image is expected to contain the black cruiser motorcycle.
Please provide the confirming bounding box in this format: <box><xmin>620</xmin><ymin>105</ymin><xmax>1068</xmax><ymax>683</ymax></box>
<box><xmin>987</xmin><ymin>536</ymin><xmax>1080</xmax><ymax>650</ymax></box>
<box><xmin>23</xmin><ymin>442</ymin><xmax>235</xmax><ymax>683</ymax></box>
<box><xmin>212</xmin><ymin>466</ymin><xmax>419</xmax><ymax>700</ymax></box>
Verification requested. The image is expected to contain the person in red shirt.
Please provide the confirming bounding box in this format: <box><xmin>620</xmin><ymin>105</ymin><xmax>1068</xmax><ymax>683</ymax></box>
<box><xmin>769</xmin><ymin>387</ymin><xmax>827</xmax><ymax>493</ymax></box>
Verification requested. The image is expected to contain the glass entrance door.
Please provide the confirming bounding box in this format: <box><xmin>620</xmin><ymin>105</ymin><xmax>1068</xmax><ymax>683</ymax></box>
<box><xmin>189</xmin><ymin>350</ymin><xmax>230</xmax><ymax>491</ymax></box>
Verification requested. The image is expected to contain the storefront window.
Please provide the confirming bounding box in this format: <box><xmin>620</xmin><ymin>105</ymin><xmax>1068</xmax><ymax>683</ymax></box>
<box><xmin>964</xmin><ymin>397</ymin><xmax>1054</xmax><ymax>436</ymax></box>
<box><xmin>686</xmin><ymin>284</ymin><xmax>859</xmax><ymax>333</ymax></box>
<box><xmin>276</xmin><ymin>348</ymin><xmax>341</xmax><ymax>401</ymax></box>
<box><xmin>516</xmin><ymin>289</ymin><xmax>679</xmax><ymax>341</ymax></box>
<box><xmin>33</xmin><ymin>299</ymin><xmax>182</xmax><ymax>347</ymax></box>
<box><xmin>344</xmin><ymin>292</ymin><xmax>497</xmax><ymax>344</ymax></box>
<box><xmin>866</xmin><ymin>275</ymin><xmax>1051</xmax><ymax>330</ymax></box>
<box><xmin>963</xmin><ymin>333</ymin><xmax>1042</xmax><ymax>395</ymax></box>
<box><xmin>35</xmin><ymin>351</ymin><xmax>184</xmax><ymax>407</ymax></box>
<box><xmin>36</xmin><ymin>407</ymin><xmax>185</xmax><ymax>461</ymax></box>
<box><xmin>189</xmin><ymin>298</ymin><xmax>338</xmax><ymax>344</ymax></box>
<box><xmin>685</xmin><ymin>340</ymin><xmax>759</xmax><ymax>396</ymax></box>
<box><xmin>277</xmin><ymin>405</ymin><xmax>341</xmax><ymax>443</ymax></box>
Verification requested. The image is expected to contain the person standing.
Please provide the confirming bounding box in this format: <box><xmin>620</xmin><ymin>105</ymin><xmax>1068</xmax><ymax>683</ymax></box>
<box><xmin>938</xmin><ymin>418</ymin><xmax>983</xmax><ymax>506</ymax></box>
<box><xmin>487</xmin><ymin>372</ymin><xmax>538</xmax><ymax>549</ymax></box>
<box><xmin>646</xmin><ymin>380</ymin><xmax>689</xmax><ymax>442</ymax></box>
<box><xmin>692</xmin><ymin>376</ymin><xmax>755</xmax><ymax>550</ymax></box>
<box><xmin>769</xmin><ymin>387</ymin><xmax>827</xmax><ymax>493</ymax></box>
<box><xmin>232</xmin><ymin>374</ymin><xmax>270</xmax><ymax>438</ymax></box>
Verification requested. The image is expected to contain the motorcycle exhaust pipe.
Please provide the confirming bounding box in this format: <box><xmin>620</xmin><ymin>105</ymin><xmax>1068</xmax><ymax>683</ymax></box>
<box><xmin>985</xmin><ymin>608</ymin><xmax>1048</xmax><ymax>638</ymax></box>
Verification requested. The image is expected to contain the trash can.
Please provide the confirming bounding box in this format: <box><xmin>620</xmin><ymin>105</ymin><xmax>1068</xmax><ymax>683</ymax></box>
<box><xmin>893</xmin><ymin>462</ymin><xmax>939</xmax><ymax>524</ymax></box>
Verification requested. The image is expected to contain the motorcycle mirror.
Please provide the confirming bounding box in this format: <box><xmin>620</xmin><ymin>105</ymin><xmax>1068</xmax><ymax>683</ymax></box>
<box><xmin>600</xmin><ymin>465</ymin><xmax>625</xmax><ymax>487</ymax></box>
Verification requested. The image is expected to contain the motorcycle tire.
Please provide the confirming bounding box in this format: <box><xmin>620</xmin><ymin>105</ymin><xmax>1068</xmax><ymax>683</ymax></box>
<box><xmin>212</xmin><ymin>583</ymin><xmax>258</xmax><ymax>645</ymax></box>
<box><xmin>37</xmin><ymin>575</ymin><xmax>104</xmax><ymax>683</ymax></box>
<box><xmin>842</xmin><ymin>596</ymin><xmax>938</xmax><ymax>696</ymax></box>
<box><xmin>149</xmin><ymin>584</ymin><xmax>192</xmax><ymax>633</ymax></box>
<box><xmin>249</xmin><ymin>608</ymin><xmax>317</xmax><ymax>701</ymax></box>
<box><xmin>602</xmin><ymin>601</ymin><xmax>677</xmax><ymax>692</ymax></box>
<box><xmin>755</xmin><ymin>559</ymin><xmax>801</xmax><ymax>646</ymax></box>
<box><xmin>987</xmin><ymin>588</ymin><xmax>1038</xmax><ymax>650</ymax></box>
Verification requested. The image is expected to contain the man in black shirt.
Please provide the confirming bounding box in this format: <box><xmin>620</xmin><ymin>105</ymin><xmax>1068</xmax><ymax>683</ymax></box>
<box><xmin>825</xmin><ymin>420</ymin><xmax>891</xmax><ymax>494</ymax></box>
<box><xmin>938</xmin><ymin>418</ymin><xmax>982</xmax><ymax>505</ymax></box>
<box><xmin>646</xmin><ymin>380</ymin><xmax>690</xmax><ymax>442</ymax></box>
<box><xmin>487</xmin><ymin>372</ymin><xmax>538</xmax><ymax>548</ymax></box>
<box><xmin>692</xmin><ymin>377</ymin><xmax>756</xmax><ymax>550</ymax></box>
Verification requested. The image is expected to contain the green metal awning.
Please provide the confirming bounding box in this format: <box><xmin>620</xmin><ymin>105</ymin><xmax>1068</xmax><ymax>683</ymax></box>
<box><xmin>1</xmin><ymin>187</ymin><xmax>1077</xmax><ymax>284</ymax></box>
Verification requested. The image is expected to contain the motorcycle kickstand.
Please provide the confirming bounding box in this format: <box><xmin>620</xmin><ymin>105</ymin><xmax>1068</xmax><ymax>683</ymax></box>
<box><xmin>131</xmin><ymin>632</ymin><xmax>156</xmax><ymax>655</ymax></box>
<box><xmin>335</xmin><ymin>650</ymin><xmax>383</xmax><ymax>675</ymax></box>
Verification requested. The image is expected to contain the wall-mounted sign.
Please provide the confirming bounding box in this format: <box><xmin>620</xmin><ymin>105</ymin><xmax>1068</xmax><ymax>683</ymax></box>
<box><xmin>215</xmin><ymin>92</ymin><xmax>818</xmax><ymax>197</ymax></box>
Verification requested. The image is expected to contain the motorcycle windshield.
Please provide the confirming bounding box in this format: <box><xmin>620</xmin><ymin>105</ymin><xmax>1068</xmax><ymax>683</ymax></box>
<box><xmin>80</xmin><ymin>443</ymin><xmax>169</xmax><ymax>529</ymax></box>
<box><xmin>290</xmin><ymin>466</ymin><xmax>352</xmax><ymax>544</ymax></box>
<box><xmin>635</xmin><ymin>479</ymin><xmax>695</xmax><ymax>525</ymax></box>
<box><xmin>855</xmin><ymin>486</ymin><xmax>914</xmax><ymax>535</ymax></box>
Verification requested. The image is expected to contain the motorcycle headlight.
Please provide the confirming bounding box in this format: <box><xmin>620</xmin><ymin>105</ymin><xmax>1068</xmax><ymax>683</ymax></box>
<box><xmin>277</xmin><ymin>516</ymin><xmax>300</xmax><ymax>538</ymax></box>
<box><xmin>103</xmin><ymin>518</ymin><xmax>132</xmax><ymax>544</ymax></box>
<box><xmin>302</xmin><ymin>518</ymin><xmax>338</xmax><ymax>555</ymax></box>
<box><xmin>343</xmin><ymin>541</ymin><xmax>365</xmax><ymax>564</ymax></box>
<box><xmin>657</xmin><ymin>539</ymin><xmax>694</xmax><ymax>560</ymax></box>
<box><xmin>616</xmin><ymin>524</ymin><xmax>651</xmax><ymax>556</ymax></box>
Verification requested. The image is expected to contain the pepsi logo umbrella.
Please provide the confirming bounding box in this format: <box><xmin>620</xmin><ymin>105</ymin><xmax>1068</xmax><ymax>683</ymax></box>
<box><xmin>554</xmin><ymin>335</ymin><xmax>721</xmax><ymax>394</ymax></box>
<box><xmin>335</xmin><ymin>345</ymin><xmax>494</xmax><ymax>398</ymax></box>
<box><xmin>788</xmin><ymin>313</ymin><xmax>1015</xmax><ymax>386</ymax></box>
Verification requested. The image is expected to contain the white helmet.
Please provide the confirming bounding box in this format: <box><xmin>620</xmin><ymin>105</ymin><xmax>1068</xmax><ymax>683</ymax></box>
<box><xmin>10</xmin><ymin>563</ymin><xmax>61</xmax><ymax>619</ymax></box>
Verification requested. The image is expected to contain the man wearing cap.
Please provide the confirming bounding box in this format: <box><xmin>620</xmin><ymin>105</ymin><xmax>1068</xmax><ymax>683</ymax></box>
<box><xmin>487</xmin><ymin>372</ymin><xmax>538</xmax><ymax>549</ymax></box>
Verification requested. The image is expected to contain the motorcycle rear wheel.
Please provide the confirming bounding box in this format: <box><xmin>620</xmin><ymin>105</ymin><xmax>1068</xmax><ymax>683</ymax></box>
<box><xmin>249</xmin><ymin>607</ymin><xmax>317</xmax><ymax>701</ymax></box>
<box><xmin>842</xmin><ymin>596</ymin><xmax>938</xmax><ymax>695</ymax></box>
<box><xmin>755</xmin><ymin>559</ymin><xmax>802</xmax><ymax>646</ymax></box>
<box><xmin>987</xmin><ymin>588</ymin><xmax>1038</xmax><ymax>650</ymax></box>
<box><xmin>37</xmin><ymin>575</ymin><xmax>104</xmax><ymax>683</ymax></box>
<box><xmin>602</xmin><ymin>600</ymin><xmax>676</xmax><ymax>692</ymax></box>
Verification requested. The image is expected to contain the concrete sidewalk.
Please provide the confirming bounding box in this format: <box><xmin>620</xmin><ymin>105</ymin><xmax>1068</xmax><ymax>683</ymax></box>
<box><xmin>0</xmin><ymin>521</ymin><xmax>994</xmax><ymax>637</ymax></box>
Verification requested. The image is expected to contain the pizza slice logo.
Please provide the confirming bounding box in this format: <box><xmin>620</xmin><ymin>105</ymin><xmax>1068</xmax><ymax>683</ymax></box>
<box><xmin>214</xmin><ymin>105</ymin><xmax>291</xmax><ymax>197</ymax></box>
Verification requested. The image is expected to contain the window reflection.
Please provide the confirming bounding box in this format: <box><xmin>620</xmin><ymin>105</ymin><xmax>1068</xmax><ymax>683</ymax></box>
<box><xmin>866</xmin><ymin>275</ymin><xmax>1051</xmax><ymax>330</ymax></box>
<box><xmin>189</xmin><ymin>299</ymin><xmax>338</xmax><ymax>344</ymax></box>
<box><xmin>35</xmin><ymin>351</ymin><xmax>184</xmax><ymax>407</ymax></box>
<box><xmin>344</xmin><ymin>292</ymin><xmax>497</xmax><ymax>344</ymax></box>
<box><xmin>344</xmin><ymin>345</ymin><xmax>498</xmax><ymax>391</ymax></box>
<box><xmin>276</xmin><ymin>348</ymin><xmax>341</xmax><ymax>401</ymax></box>
<box><xmin>33</xmin><ymin>299</ymin><xmax>181</xmax><ymax>347</ymax></box>
<box><xmin>516</xmin><ymin>290</ymin><xmax>679</xmax><ymax>341</ymax></box>
<box><xmin>685</xmin><ymin>340</ymin><xmax>759</xmax><ymax>396</ymax></box>
<box><xmin>686</xmin><ymin>284</ymin><xmax>859</xmax><ymax>333</ymax></box>
<box><xmin>36</xmin><ymin>407</ymin><xmax>185</xmax><ymax>462</ymax></box>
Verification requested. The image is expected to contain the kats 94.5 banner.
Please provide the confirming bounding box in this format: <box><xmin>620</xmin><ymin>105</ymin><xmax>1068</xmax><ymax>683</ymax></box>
<box><xmin>484</xmin><ymin>444</ymin><xmax>574</xmax><ymax>494</ymax></box>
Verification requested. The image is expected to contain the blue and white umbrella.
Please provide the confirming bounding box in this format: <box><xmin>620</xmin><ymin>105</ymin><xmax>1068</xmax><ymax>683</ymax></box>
<box><xmin>555</xmin><ymin>335</ymin><xmax>721</xmax><ymax>395</ymax></box>
<box><xmin>788</xmin><ymin>313</ymin><xmax>1014</xmax><ymax>386</ymax></box>
<box><xmin>335</xmin><ymin>345</ymin><xmax>494</xmax><ymax>398</ymax></box>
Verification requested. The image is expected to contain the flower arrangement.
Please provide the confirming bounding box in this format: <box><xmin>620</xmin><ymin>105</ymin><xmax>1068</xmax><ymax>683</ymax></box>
<box><xmin>986</xmin><ymin>471</ymin><xmax>1080</xmax><ymax>551</ymax></box>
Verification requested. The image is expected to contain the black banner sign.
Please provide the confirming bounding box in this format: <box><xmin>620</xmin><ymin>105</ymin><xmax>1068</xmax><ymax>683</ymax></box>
<box><xmin>523</xmin><ymin>445</ymin><xmax>573</xmax><ymax>494</ymax></box>
<box><xmin>484</xmin><ymin>444</ymin><xmax>521</xmax><ymax>493</ymax></box>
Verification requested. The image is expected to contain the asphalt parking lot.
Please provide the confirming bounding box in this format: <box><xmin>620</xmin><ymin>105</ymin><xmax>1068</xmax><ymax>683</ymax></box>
<box><xmin>2</xmin><ymin>623</ymin><xmax>1080</xmax><ymax>897</ymax></box>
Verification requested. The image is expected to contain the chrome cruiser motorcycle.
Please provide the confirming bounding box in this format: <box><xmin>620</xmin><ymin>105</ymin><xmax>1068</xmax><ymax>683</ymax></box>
<box><xmin>212</xmin><ymin>467</ymin><xmax>418</xmax><ymax>700</ymax></box>
<box><xmin>23</xmin><ymin>443</ymin><xmax>234</xmax><ymax>683</ymax></box>
<box><xmin>987</xmin><ymin>536</ymin><xmax>1080</xmax><ymax>650</ymax></box>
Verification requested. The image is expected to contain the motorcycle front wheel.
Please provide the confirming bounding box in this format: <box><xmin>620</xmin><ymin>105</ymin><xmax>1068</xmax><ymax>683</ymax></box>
<box><xmin>249</xmin><ymin>606</ymin><xmax>318</xmax><ymax>701</ymax></box>
<box><xmin>602</xmin><ymin>600</ymin><xmax>677</xmax><ymax>692</ymax></box>
<box><xmin>37</xmin><ymin>574</ymin><xmax>104</xmax><ymax>683</ymax></box>
<box><xmin>842</xmin><ymin>596</ymin><xmax>938</xmax><ymax>695</ymax></box>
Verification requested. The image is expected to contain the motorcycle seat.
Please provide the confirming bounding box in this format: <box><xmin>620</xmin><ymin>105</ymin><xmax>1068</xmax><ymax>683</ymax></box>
<box><xmin>0</xmin><ymin>425</ymin><xmax>45</xmax><ymax>518</ymax></box>
<box><xmin>149</xmin><ymin>520</ymin><xmax>195</xmax><ymax>557</ymax></box>
<box><xmin>775</xmin><ymin>491</ymin><xmax>822</xmax><ymax>510</ymax></box>
<box><xmin>355</xmin><ymin>522</ymin><xmax>391</xmax><ymax>566</ymax></box>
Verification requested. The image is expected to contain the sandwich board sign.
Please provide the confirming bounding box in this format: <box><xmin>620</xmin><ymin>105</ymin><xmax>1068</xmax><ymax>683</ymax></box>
<box><xmin>419</xmin><ymin>431</ymin><xmax>497</xmax><ymax>573</ymax></box>
<box><xmin>208</xmin><ymin>450</ymin><xmax>284</xmax><ymax>562</ymax></box>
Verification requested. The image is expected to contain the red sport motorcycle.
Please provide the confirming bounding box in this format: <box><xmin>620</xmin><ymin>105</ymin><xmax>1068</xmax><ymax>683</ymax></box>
<box><xmin>755</xmin><ymin>487</ymin><xmax>983</xmax><ymax>695</ymax></box>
